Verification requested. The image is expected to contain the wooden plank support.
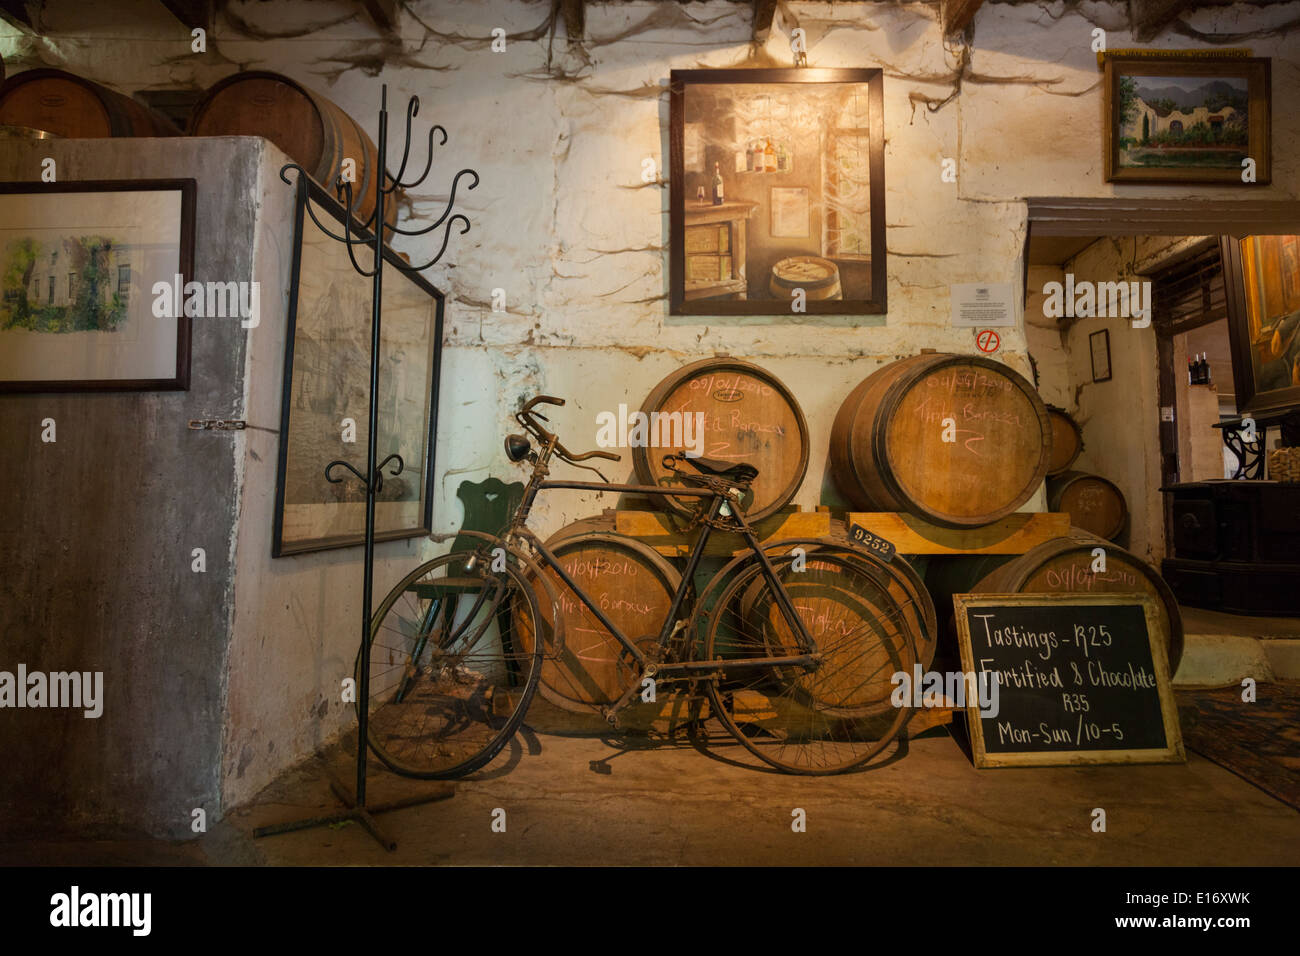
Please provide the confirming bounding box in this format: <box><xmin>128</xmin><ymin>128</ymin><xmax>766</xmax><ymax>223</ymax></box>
<box><xmin>752</xmin><ymin>0</ymin><xmax>778</xmax><ymax>44</ymax></box>
<box><xmin>561</xmin><ymin>0</ymin><xmax>585</xmax><ymax>41</ymax></box>
<box><xmin>941</xmin><ymin>0</ymin><xmax>984</xmax><ymax>35</ymax></box>
<box><xmin>1129</xmin><ymin>0</ymin><xmax>1191</xmax><ymax>43</ymax></box>
<box><xmin>0</xmin><ymin>0</ymin><xmax>36</xmax><ymax>32</ymax></box>
<box><xmin>615</xmin><ymin>507</ymin><xmax>829</xmax><ymax>557</ymax></box>
<box><xmin>847</xmin><ymin>511</ymin><xmax>1070</xmax><ymax>555</ymax></box>
<box><xmin>160</xmin><ymin>0</ymin><xmax>211</xmax><ymax>31</ymax></box>
<box><xmin>360</xmin><ymin>0</ymin><xmax>401</xmax><ymax>35</ymax></box>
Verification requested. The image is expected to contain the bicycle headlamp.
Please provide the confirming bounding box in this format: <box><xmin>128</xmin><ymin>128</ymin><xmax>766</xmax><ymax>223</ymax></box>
<box><xmin>504</xmin><ymin>433</ymin><xmax>532</xmax><ymax>462</ymax></box>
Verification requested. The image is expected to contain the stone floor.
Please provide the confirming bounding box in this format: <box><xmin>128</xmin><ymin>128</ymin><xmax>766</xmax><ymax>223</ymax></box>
<box><xmin>3</xmin><ymin>713</ymin><xmax>1296</xmax><ymax>867</ymax></box>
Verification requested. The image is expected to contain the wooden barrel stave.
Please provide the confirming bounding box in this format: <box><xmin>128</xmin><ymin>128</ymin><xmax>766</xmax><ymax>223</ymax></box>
<box><xmin>515</xmin><ymin>518</ymin><xmax>682</xmax><ymax>714</ymax></box>
<box><xmin>1047</xmin><ymin>470</ymin><xmax>1128</xmax><ymax>541</ymax></box>
<box><xmin>189</xmin><ymin>71</ymin><xmax>397</xmax><ymax>229</ymax></box>
<box><xmin>632</xmin><ymin>357</ymin><xmax>810</xmax><ymax>523</ymax></box>
<box><xmin>0</xmin><ymin>68</ymin><xmax>180</xmax><ymax>138</ymax></box>
<box><xmin>831</xmin><ymin>353</ymin><xmax>1052</xmax><ymax>528</ymax></box>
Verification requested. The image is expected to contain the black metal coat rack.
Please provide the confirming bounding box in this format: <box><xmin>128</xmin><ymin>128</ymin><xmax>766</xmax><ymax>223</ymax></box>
<box><xmin>255</xmin><ymin>85</ymin><xmax>479</xmax><ymax>851</ymax></box>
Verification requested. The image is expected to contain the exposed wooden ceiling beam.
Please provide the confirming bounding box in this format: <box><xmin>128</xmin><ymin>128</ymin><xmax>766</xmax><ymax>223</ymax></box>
<box><xmin>561</xmin><ymin>0</ymin><xmax>585</xmax><ymax>41</ymax></box>
<box><xmin>0</xmin><ymin>0</ymin><xmax>36</xmax><ymax>32</ymax></box>
<box><xmin>160</xmin><ymin>0</ymin><xmax>211</xmax><ymax>31</ymax></box>
<box><xmin>361</xmin><ymin>0</ymin><xmax>400</xmax><ymax>35</ymax></box>
<box><xmin>752</xmin><ymin>0</ymin><xmax>778</xmax><ymax>44</ymax></box>
<box><xmin>942</xmin><ymin>0</ymin><xmax>985</xmax><ymax>35</ymax></box>
<box><xmin>1130</xmin><ymin>0</ymin><xmax>1193</xmax><ymax>41</ymax></box>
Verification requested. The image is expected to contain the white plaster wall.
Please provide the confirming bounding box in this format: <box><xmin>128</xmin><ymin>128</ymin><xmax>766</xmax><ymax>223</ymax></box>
<box><xmin>5</xmin><ymin>0</ymin><xmax>1299</xmax><ymax>808</ymax></box>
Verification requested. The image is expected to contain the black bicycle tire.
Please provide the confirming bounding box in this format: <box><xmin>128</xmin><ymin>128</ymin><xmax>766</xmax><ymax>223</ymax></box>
<box><xmin>702</xmin><ymin>552</ymin><xmax>916</xmax><ymax>775</ymax></box>
<box><xmin>356</xmin><ymin>548</ymin><xmax>544</xmax><ymax>779</ymax></box>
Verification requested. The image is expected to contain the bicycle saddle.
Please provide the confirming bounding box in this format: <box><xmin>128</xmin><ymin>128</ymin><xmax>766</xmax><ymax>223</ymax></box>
<box><xmin>682</xmin><ymin>455</ymin><xmax>759</xmax><ymax>483</ymax></box>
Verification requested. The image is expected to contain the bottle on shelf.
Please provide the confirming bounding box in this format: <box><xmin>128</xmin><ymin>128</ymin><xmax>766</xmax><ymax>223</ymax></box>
<box><xmin>764</xmin><ymin>138</ymin><xmax>776</xmax><ymax>172</ymax></box>
<box><xmin>712</xmin><ymin>162</ymin><xmax>724</xmax><ymax>205</ymax></box>
<box><xmin>1201</xmin><ymin>354</ymin><xmax>1212</xmax><ymax>386</ymax></box>
<box><xmin>777</xmin><ymin>142</ymin><xmax>789</xmax><ymax>171</ymax></box>
<box><xmin>1188</xmin><ymin>355</ymin><xmax>1196</xmax><ymax>385</ymax></box>
<box><xmin>746</xmin><ymin>141</ymin><xmax>756</xmax><ymax>172</ymax></box>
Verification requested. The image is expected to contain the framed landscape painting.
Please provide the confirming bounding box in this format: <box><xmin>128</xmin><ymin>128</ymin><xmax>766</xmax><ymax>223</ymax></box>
<box><xmin>0</xmin><ymin>180</ymin><xmax>194</xmax><ymax>391</ymax></box>
<box><xmin>272</xmin><ymin>177</ymin><xmax>445</xmax><ymax>557</ymax></box>
<box><xmin>669</xmin><ymin>68</ymin><xmax>886</xmax><ymax>316</ymax></box>
<box><xmin>1103</xmin><ymin>56</ymin><xmax>1270</xmax><ymax>185</ymax></box>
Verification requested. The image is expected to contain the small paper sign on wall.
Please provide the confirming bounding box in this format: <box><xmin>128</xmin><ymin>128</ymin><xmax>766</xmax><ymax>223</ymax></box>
<box><xmin>951</xmin><ymin>282</ymin><xmax>1018</xmax><ymax>328</ymax></box>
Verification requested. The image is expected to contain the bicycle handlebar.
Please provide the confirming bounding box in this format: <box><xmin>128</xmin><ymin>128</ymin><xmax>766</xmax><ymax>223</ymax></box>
<box><xmin>516</xmin><ymin>395</ymin><xmax>622</xmax><ymax>465</ymax></box>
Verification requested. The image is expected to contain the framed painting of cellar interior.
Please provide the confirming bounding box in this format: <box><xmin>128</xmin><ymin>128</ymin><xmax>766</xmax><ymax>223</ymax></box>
<box><xmin>1103</xmin><ymin>55</ymin><xmax>1271</xmax><ymax>185</ymax></box>
<box><xmin>1221</xmin><ymin>233</ymin><xmax>1300</xmax><ymax>417</ymax></box>
<box><xmin>668</xmin><ymin>68</ymin><xmax>886</xmax><ymax>316</ymax></box>
<box><xmin>272</xmin><ymin>176</ymin><xmax>444</xmax><ymax>557</ymax></box>
<box><xmin>0</xmin><ymin>179</ymin><xmax>195</xmax><ymax>392</ymax></box>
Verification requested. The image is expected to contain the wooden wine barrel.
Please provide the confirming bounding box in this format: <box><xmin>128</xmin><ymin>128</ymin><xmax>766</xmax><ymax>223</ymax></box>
<box><xmin>1048</xmin><ymin>471</ymin><xmax>1128</xmax><ymax>541</ymax></box>
<box><xmin>927</xmin><ymin>531</ymin><xmax>1183</xmax><ymax>674</ymax></box>
<box><xmin>190</xmin><ymin>71</ymin><xmax>396</xmax><ymax>229</ymax></box>
<box><xmin>632</xmin><ymin>357</ymin><xmax>809</xmax><ymax>523</ymax></box>
<box><xmin>769</xmin><ymin>256</ymin><xmax>842</xmax><ymax>301</ymax></box>
<box><xmin>515</xmin><ymin>517</ymin><xmax>682</xmax><ymax>714</ymax></box>
<box><xmin>0</xmin><ymin>68</ymin><xmax>181</xmax><ymax>138</ymax></box>
<box><xmin>830</xmin><ymin>353</ymin><xmax>1051</xmax><ymax>528</ymax></box>
<box><xmin>1046</xmin><ymin>406</ymin><xmax>1084</xmax><ymax>476</ymax></box>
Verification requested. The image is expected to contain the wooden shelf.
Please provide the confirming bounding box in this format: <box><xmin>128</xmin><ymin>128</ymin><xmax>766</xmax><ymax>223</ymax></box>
<box><xmin>614</xmin><ymin>507</ymin><xmax>829</xmax><ymax>557</ymax></box>
<box><xmin>845</xmin><ymin>511</ymin><xmax>1070</xmax><ymax>555</ymax></box>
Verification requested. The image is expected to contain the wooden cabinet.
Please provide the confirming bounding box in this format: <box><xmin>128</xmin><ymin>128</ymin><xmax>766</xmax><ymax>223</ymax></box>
<box><xmin>683</xmin><ymin>200</ymin><xmax>757</xmax><ymax>301</ymax></box>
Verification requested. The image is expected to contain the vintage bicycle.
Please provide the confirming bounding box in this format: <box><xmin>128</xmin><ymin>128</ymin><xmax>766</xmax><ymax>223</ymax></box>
<box><xmin>356</xmin><ymin>396</ymin><xmax>934</xmax><ymax>777</ymax></box>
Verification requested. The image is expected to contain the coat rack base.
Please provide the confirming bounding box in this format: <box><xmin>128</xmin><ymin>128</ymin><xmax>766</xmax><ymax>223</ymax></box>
<box><xmin>252</xmin><ymin>771</ymin><xmax>455</xmax><ymax>851</ymax></box>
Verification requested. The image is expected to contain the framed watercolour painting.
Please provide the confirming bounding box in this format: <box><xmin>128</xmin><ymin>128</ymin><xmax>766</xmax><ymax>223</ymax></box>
<box><xmin>669</xmin><ymin>68</ymin><xmax>886</xmax><ymax>316</ymax></box>
<box><xmin>1103</xmin><ymin>56</ymin><xmax>1270</xmax><ymax>185</ymax></box>
<box><xmin>272</xmin><ymin>177</ymin><xmax>445</xmax><ymax>557</ymax></box>
<box><xmin>0</xmin><ymin>179</ymin><xmax>195</xmax><ymax>391</ymax></box>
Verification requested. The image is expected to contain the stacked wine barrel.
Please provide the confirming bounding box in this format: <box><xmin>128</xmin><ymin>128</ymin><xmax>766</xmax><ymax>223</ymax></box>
<box><xmin>630</xmin><ymin>356</ymin><xmax>810</xmax><ymax>522</ymax></box>
<box><xmin>189</xmin><ymin>71</ymin><xmax>399</xmax><ymax>229</ymax></box>
<box><xmin>0</xmin><ymin>68</ymin><xmax>180</xmax><ymax>137</ymax></box>
<box><xmin>830</xmin><ymin>352</ymin><xmax>1052</xmax><ymax>527</ymax></box>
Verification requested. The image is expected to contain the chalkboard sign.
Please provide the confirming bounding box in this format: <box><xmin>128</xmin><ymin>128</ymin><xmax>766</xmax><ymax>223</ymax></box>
<box><xmin>953</xmin><ymin>593</ymin><xmax>1184</xmax><ymax>768</ymax></box>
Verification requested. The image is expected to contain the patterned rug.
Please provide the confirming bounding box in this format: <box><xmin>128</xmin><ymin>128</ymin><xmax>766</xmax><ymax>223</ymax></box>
<box><xmin>1177</xmin><ymin>681</ymin><xmax>1300</xmax><ymax>811</ymax></box>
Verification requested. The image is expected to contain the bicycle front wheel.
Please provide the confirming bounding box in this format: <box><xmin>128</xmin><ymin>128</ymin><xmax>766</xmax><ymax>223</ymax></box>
<box><xmin>357</xmin><ymin>547</ymin><xmax>544</xmax><ymax>779</ymax></box>
<box><xmin>703</xmin><ymin>548</ymin><xmax>917</xmax><ymax>774</ymax></box>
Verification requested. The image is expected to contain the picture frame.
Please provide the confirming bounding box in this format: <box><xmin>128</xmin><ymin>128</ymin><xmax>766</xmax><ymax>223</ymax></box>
<box><xmin>1103</xmin><ymin>55</ymin><xmax>1271</xmax><ymax>185</ymax></box>
<box><xmin>1220</xmin><ymin>233</ymin><xmax>1300</xmax><ymax>417</ymax></box>
<box><xmin>0</xmin><ymin>179</ymin><xmax>195</xmax><ymax>392</ymax></box>
<box><xmin>272</xmin><ymin>176</ymin><xmax>445</xmax><ymax>557</ymax></box>
<box><xmin>1090</xmin><ymin>328</ymin><xmax>1112</xmax><ymax>383</ymax></box>
<box><xmin>669</xmin><ymin>68</ymin><xmax>886</xmax><ymax>316</ymax></box>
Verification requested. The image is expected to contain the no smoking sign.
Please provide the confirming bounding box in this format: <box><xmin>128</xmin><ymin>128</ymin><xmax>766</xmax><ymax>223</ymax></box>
<box><xmin>976</xmin><ymin>328</ymin><xmax>1000</xmax><ymax>354</ymax></box>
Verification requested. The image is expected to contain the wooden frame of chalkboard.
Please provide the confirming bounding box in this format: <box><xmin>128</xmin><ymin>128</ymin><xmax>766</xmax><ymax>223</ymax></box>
<box><xmin>953</xmin><ymin>592</ymin><xmax>1185</xmax><ymax>768</ymax></box>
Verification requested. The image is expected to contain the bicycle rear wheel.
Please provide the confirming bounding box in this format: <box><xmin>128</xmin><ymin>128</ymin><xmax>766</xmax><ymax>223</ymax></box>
<box><xmin>702</xmin><ymin>548</ymin><xmax>917</xmax><ymax>774</ymax></box>
<box><xmin>356</xmin><ymin>547</ymin><xmax>544</xmax><ymax>779</ymax></box>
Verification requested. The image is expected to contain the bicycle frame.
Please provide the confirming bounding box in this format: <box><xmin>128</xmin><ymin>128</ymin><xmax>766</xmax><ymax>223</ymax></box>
<box><xmin>500</xmin><ymin>431</ymin><xmax>822</xmax><ymax>720</ymax></box>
